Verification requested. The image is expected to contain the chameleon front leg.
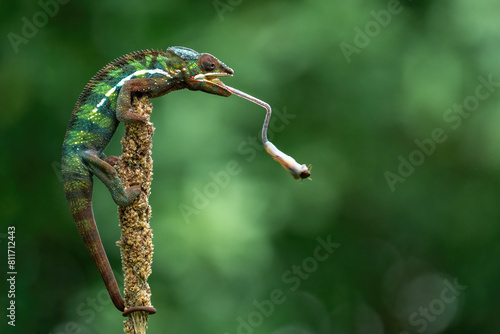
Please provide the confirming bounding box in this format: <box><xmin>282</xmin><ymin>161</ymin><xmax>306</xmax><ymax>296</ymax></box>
<box><xmin>116</xmin><ymin>77</ymin><xmax>177</xmax><ymax>123</ymax></box>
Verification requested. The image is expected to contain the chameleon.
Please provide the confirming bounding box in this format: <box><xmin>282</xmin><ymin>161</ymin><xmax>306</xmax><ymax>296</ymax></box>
<box><xmin>62</xmin><ymin>47</ymin><xmax>234</xmax><ymax>315</ymax></box>
<box><xmin>62</xmin><ymin>46</ymin><xmax>310</xmax><ymax>316</ymax></box>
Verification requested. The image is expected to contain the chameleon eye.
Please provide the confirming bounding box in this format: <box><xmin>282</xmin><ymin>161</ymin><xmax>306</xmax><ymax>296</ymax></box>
<box><xmin>200</xmin><ymin>54</ymin><xmax>217</xmax><ymax>72</ymax></box>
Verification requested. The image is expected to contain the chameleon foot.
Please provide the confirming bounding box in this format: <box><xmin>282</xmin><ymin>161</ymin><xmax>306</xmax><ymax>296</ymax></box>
<box><xmin>117</xmin><ymin>107</ymin><xmax>149</xmax><ymax>124</ymax></box>
<box><xmin>104</xmin><ymin>155</ymin><xmax>119</xmax><ymax>166</ymax></box>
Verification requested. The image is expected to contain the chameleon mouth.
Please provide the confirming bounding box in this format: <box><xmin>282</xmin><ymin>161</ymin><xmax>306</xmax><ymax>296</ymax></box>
<box><xmin>193</xmin><ymin>72</ymin><xmax>232</xmax><ymax>85</ymax></box>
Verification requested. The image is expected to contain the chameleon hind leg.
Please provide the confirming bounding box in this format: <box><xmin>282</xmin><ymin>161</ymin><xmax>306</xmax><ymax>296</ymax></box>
<box><xmin>81</xmin><ymin>151</ymin><xmax>157</xmax><ymax>315</ymax></box>
<box><xmin>82</xmin><ymin>150</ymin><xmax>141</xmax><ymax>207</ymax></box>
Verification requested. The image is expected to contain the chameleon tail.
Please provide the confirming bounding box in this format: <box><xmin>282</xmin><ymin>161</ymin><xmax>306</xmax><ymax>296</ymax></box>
<box><xmin>64</xmin><ymin>177</ymin><xmax>125</xmax><ymax>312</ymax></box>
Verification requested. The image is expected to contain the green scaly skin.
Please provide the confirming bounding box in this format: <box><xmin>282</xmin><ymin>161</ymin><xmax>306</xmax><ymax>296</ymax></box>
<box><xmin>62</xmin><ymin>47</ymin><xmax>233</xmax><ymax>314</ymax></box>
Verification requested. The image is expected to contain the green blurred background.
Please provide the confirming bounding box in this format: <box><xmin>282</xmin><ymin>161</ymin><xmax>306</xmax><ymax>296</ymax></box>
<box><xmin>1</xmin><ymin>0</ymin><xmax>500</xmax><ymax>333</ymax></box>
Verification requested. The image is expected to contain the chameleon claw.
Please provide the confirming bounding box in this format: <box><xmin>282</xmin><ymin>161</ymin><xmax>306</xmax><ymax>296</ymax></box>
<box><xmin>123</xmin><ymin>185</ymin><xmax>142</xmax><ymax>205</ymax></box>
<box><xmin>105</xmin><ymin>155</ymin><xmax>120</xmax><ymax>166</ymax></box>
<box><xmin>117</xmin><ymin>107</ymin><xmax>149</xmax><ymax>124</ymax></box>
<box><xmin>124</xmin><ymin>110</ymin><xmax>149</xmax><ymax>123</ymax></box>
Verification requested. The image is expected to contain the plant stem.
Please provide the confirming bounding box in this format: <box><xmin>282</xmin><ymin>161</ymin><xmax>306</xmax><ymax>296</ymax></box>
<box><xmin>116</xmin><ymin>95</ymin><xmax>155</xmax><ymax>334</ymax></box>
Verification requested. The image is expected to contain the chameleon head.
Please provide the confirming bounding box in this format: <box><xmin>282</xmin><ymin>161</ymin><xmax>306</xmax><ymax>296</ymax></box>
<box><xmin>167</xmin><ymin>46</ymin><xmax>234</xmax><ymax>97</ymax></box>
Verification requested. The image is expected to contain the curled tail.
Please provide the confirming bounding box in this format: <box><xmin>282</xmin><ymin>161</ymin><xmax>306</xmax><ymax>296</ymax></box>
<box><xmin>64</xmin><ymin>176</ymin><xmax>125</xmax><ymax>312</ymax></box>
